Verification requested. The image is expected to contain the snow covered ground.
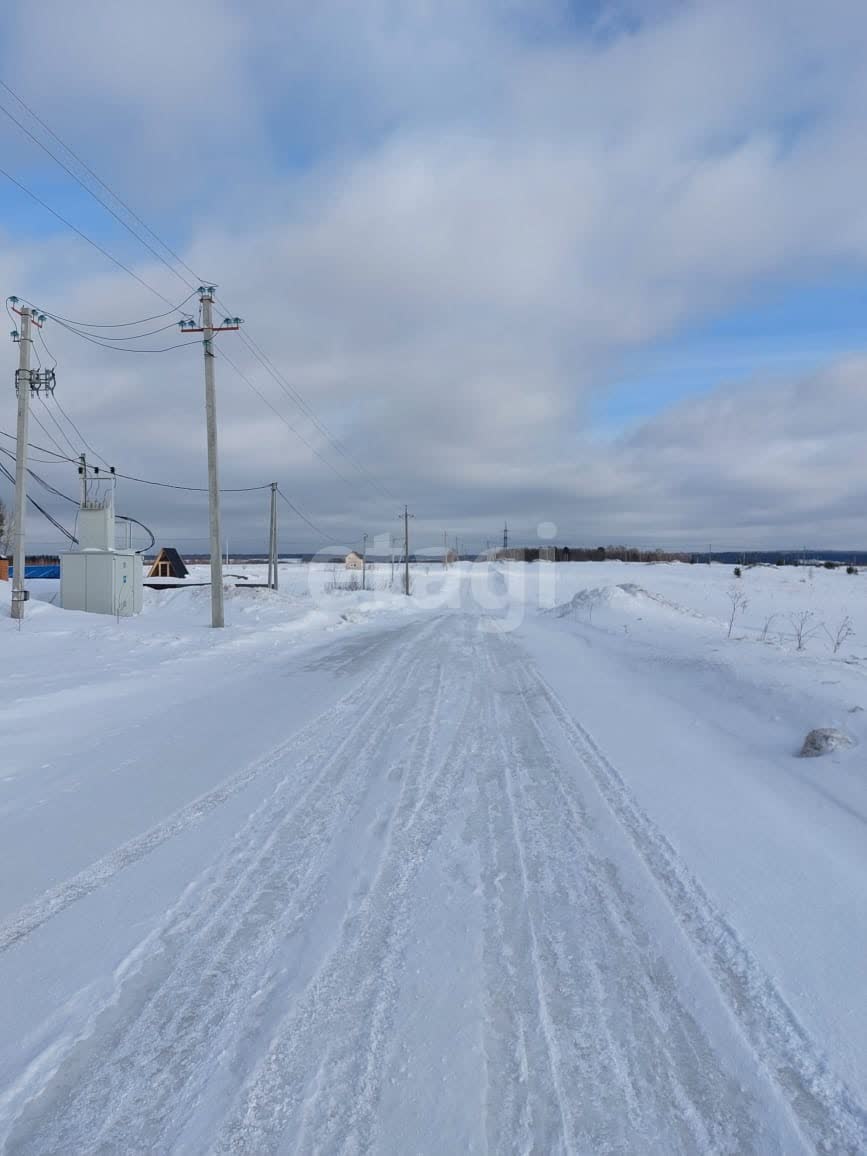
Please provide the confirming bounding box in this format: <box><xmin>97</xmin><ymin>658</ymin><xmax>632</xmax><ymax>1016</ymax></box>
<box><xmin>0</xmin><ymin>560</ymin><xmax>865</xmax><ymax>1152</ymax></box>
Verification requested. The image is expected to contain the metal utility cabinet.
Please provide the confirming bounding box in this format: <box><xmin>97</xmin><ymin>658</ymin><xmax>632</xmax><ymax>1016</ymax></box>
<box><xmin>61</xmin><ymin>550</ymin><xmax>143</xmax><ymax>616</ymax></box>
<box><xmin>60</xmin><ymin>470</ymin><xmax>144</xmax><ymax>617</ymax></box>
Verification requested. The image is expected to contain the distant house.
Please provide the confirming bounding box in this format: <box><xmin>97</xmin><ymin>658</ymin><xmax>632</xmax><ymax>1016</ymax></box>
<box><xmin>148</xmin><ymin>547</ymin><xmax>189</xmax><ymax>579</ymax></box>
<box><xmin>345</xmin><ymin>551</ymin><xmax>364</xmax><ymax>571</ymax></box>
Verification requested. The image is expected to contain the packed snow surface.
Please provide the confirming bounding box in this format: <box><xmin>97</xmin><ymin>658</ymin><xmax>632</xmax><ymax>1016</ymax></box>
<box><xmin>1</xmin><ymin>561</ymin><xmax>866</xmax><ymax>1152</ymax></box>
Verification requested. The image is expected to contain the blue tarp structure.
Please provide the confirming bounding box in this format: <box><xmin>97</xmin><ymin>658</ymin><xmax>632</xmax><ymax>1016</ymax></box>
<box><xmin>8</xmin><ymin>565</ymin><xmax>61</xmax><ymax>579</ymax></box>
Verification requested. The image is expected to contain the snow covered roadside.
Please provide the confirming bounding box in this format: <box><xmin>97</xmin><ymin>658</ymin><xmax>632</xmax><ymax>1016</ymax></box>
<box><xmin>0</xmin><ymin>565</ymin><xmax>422</xmax><ymax>919</ymax></box>
<box><xmin>512</xmin><ymin>561</ymin><xmax>867</xmax><ymax>1101</ymax></box>
<box><xmin>1</xmin><ymin>559</ymin><xmax>865</xmax><ymax>1150</ymax></box>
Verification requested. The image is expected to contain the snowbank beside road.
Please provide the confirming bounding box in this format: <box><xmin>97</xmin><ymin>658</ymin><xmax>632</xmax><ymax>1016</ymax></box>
<box><xmin>515</xmin><ymin>561</ymin><xmax>867</xmax><ymax>1101</ymax></box>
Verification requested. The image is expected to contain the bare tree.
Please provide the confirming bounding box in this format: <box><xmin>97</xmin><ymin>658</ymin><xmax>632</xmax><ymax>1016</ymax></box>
<box><xmin>789</xmin><ymin>610</ymin><xmax>822</xmax><ymax>651</ymax></box>
<box><xmin>726</xmin><ymin>587</ymin><xmax>749</xmax><ymax>638</ymax></box>
<box><xmin>824</xmin><ymin>616</ymin><xmax>855</xmax><ymax>655</ymax></box>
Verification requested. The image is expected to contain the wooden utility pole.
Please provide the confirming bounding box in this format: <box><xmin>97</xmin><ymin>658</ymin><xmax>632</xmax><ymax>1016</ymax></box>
<box><xmin>179</xmin><ymin>288</ymin><xmax>241</xmax><ymax>627</ymax></box>
<box><xmin>362</xmin><ymin>533</ymin><xmax>368</xmax><ymax>591</ymax></box>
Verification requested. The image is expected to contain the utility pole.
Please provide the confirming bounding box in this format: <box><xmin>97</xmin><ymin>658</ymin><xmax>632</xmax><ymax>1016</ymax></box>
<box><xmin>179</xmin><ymin>288</ymin><xmax>241</xmax><ymax>627</ymax></box>
<box><xmin>8</xmin><ymin>303</ymin><xmax>49</xmax><ymax>620</ymax></box>
<box><xmin>362</xmin><ymin>532</ymin><xmax>368</xmax><ymax>591</ymax></box>
<box><xmin>78</xmin><ymin>453</ymin><xmax>88</xmax><ymax>507</ymax></box>
<box><xmin>10</xmin><ymin>305</ymin><xmax>32</xmax><ymax>620</ymax></box>
<box><xmin>503</xmin><ymin>522</ymin><xmax>508</xmax><ymax>551</ymax></box>
<box><xmin>267</xmin><ymin>482</ymin><xmax>278</xmax><ymax>590</ymax></box>
<box><xmin>401</xmin><ymin>506</ymin><xmax>414</xmax><ymax>596</ymax></box>
<box><xmin>444</xmin><ymin>530</ymin><xmax>449</xmax><ymax>568</ymax></box>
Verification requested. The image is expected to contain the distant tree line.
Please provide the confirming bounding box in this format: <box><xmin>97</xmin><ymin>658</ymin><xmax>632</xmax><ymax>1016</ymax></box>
<box><xmin>496</xmin><ymin>546</ymin><xmax>691</xmax><ymax>563</ymax></box>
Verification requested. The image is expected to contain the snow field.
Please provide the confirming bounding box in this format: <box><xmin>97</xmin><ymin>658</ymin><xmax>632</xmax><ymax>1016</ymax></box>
<box><xmin>0</xmin><ymin>561</ymin><xmax>865</xmax><ymax>1151</ymax></box>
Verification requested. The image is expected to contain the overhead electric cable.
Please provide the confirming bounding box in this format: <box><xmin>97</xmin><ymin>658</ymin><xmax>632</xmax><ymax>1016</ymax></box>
<box><xmin>215</xmin><ymin>346</ymin><xmax>357</xmax><ymax>488</ymax></box>
<box><xmin>52</xmin><ymin>320</ymin><xmax>181</xmax><ymax>342</ymax></box>
<box><xmin>0</xmin><ymin>163</ymin><xmax>183</xmax><ymax>310</ymax></box>
<box><xmin>50</xmin><ymin>319</ymin><xmax>200</xmax><ymax>354</ymax></box>
<box><xmin>0</xmin><ymin>459</ymin><xmax>77</xmax><ymax>542</ymax></box>
<box><xmin>237</xmin><ymin>327</ymin><xmax>396</xmax><ymax>501</ymax></box>
<box><xmin>29</xmin><ymin>291</ymin><xmax>197</xmax><ymax>330</ymax></box>
<box><xmin>0</xmin><ymin>99</ymin><xmax>196</xmax><ymax>292</ymax></box>
<box><xmin>0</xmin><ymin>427</ymin><xmax>77</xmax><ymax>462</ymax></box>
<box><xmin>276</xmin><ymin>487</ymin><xmax>342</xmax><ymax>544</ymax></box>
<box><xmin>35</xmin><ymin>398</ymin><xmax>80</xmax><ymax>458</ymax></box>
<box><xmin>48</xmin><ymin>397</ymin><xmax>111</xmax><ymax>466</ymax></box>
<box><xmin>115</xmin><ymin>514</ymin><xmax>155</xmax><ymax>552</ymax></box>
<box><xmin>0</xmin><ymin>78</ymin><xmax>204</xmax><ymax>284</ymax></box>
<box><xmin>112</xmin><ymin>470</ymin><xmax>270</xmax><ymax>494</ymax></box>
<box><xmin>29</xmin><ymin>408</ymin><xmax>77</xmax><ymax>460</ymax></box>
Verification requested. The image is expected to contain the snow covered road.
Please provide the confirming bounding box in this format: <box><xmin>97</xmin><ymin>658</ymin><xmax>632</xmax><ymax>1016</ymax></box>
<box><xmin>2</xmin><ymin>592</ymin><xmax>865</xmax><ymax>1152</ymax></box>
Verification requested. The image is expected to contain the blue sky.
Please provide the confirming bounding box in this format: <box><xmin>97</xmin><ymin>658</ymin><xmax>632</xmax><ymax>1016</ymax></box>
<box><xmin>3</xmin><ymin>0</ymin><xmax>867</xmax><ymax>552</ymax></box>
<box><xmin>594</xmin><ymin>274</ymin><xmax>867</xmax><ymax>435</ymax></box>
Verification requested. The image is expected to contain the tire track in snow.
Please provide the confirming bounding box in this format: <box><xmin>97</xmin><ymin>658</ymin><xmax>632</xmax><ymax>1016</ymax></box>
<box><xmin>214</xmin><ymin>617</ymin><xmax>483</xmax><ymax>1154</ymax></box>
<box><xmin>481</xmin><ymin>634</ymin><xmax>763</xmax><ymax>1153</ymax></box>
<box><xmin>476</xmin><ymin>640</ymin><xmax>574</xmax><ymax>1154</ymax></box>
<box><xmin>513</xmin><ymin>635</ymin><xmax>867</xmax><ymax>1154</ymax></box>
<box><xmin>1</xmin><ymin>618</ymin><xmax>445</xmax><ymax>1151</ymax></box>
<box><xmin>0</xmin><ymin>617</ymin><xmax>442</xmax><ymax>956</ymax></box>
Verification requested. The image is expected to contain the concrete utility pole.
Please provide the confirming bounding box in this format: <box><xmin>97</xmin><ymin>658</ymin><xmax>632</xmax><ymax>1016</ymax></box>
<box><xmin>362</xmin><ymin>532</ymin><xmax>368</xmax><ymax>591</ymax></box>
<box><xmin>179</xmin><ymin>288</ymin><xmax>241</xmax><ymax>628</ymax></box>
<box><xmin>10</xmin><ymin>305</ymin><xmax>32</xmax><ymax>620</ymax></box>
<box><xmin>401</xmin><ymin>505</ymin><xmax>414</xmax><ymax>596</ymax></box>
<box><xmin>79</xmin><ymin>453</ymin><xmax>88</xmax><ymax>507</ymax></box>
<box><xmin>268</xmin><ymin>482</ymin><xmax>278</xmax><ymax>590</ymax></box>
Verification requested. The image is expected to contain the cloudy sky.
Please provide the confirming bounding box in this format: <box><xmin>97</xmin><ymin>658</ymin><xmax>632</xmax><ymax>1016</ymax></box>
<box><xmin>3</xmin><ymin>0</ymin><xmax>867</xmax><ymax>554</ymax></box>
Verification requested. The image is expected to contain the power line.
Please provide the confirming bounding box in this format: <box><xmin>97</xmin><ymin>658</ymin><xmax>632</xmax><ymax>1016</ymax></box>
<box><xmin>276</xmin><ymin>487</ymin><xmax>342</xmax><ymax>544</ymax></box>
<box><xmin>215</xmin><ymin>346</ymin><xmax>358</xmax><ymax>488</ymax></box>
<box><xmin>29</xmin><ymin>292</ymin><xmax>197</xmax><ymax>330</ymax></box>
<box><xmin>0</xmin><ymin>427</ymin><xmax>77</xmax><ymax>462</ymax></box>
<box><xmin>112</xmin><ymin>470</ymin><xmax>270</xmax><ymax>494</ymax></box>
<box><xmin>0</xmin><ymin>162</ymin><xmax>183</xmax><ymax>310</ymax></box>
<box><xmin>28</xmin><ymin>407</ymin><xmax>77</xmax><ymax>460</ymax></box>
<box><xmin>0</xmin><ymin>97</ymin><xmax>197</xmax><ymax>293</ymax></box>
<box><xmin>236</xmin><ymin>325</ymin><xmax>396</xmax><ymax>502</ymax></box>
<box><xmin>49</xmin><ymin>318</ymin><xmax>201</xmax><ymax>354</ymax></box>
<box><xmin>50</xmin><ymin>397</ymin><xmax>111</xmax><ymax>466</ymax></box>
<box><xmin>35</xmin><ymin>398</ymin><xmax>81</xmax><ymax>458</ymax></box>
<box><xmin>0</xmin><ymin>447</ymin><xmax>156</xmax><ymax>551</ymax></box>
<box><xmin>1</xmin><ymin>80</ymin><xmax>392</xmax><ymax>510</ymax></box>
<box><xmin>116</xmin><ymin>514</ymin><xmax>155</xmax><ymax>552</ymax></box>
<box><xmin>0</xmin><ymin>458</ymin><xmax>77</xmax><ymax>543</ymax></box>
<box><xmin>52</xmin><ymin>320</ymin><xmax>181</xmax><ymax>342</ymax></box>
<box><xmin>0</xmin><ymin>428</ymin><xmax>271</xmax><ymax>492</ymax></box>
<box><xmin>0</xmin><ymin>78</ymin><xmax>204</xmax><ymax>285</ymax></box>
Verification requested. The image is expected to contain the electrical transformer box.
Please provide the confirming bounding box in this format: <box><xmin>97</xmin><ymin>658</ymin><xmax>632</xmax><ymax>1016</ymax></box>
<box><xmin>61</xmin><ymin>551</ymin><xmax>143</xmax><ymax>616</ymax></box>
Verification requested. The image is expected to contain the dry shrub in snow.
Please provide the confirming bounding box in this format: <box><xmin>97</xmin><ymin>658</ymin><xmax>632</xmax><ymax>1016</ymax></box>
<box><xmin>788</xmin><ymin>610</ymin><xmax>822</xmax><ymax>652</ymax></box>
<box><xmin>726</xmin><ymin>587</ymin><xmax>748</xmax><ymax>639</ymax></box>
<box><xmin>824</xmin><ymin>617</ymin><xmax>855</xmax><ymax>654</ymax></box>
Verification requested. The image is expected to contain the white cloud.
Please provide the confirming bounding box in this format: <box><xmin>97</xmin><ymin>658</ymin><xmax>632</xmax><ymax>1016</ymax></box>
<box><xmin>2</xmin><ymin>0</ymin><xmax>867</xmax><ymax>550</ymax></box>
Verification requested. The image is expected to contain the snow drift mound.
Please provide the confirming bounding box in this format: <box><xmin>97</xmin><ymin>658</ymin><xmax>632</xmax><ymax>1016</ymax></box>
<box><xmin>550</xmin><ymin>587</ymin><xmax>618</xmax><ymax>617</ymax></box>
<box><xmin>550</xmin><ymin>583</ymin><xmax>708</xmax><ymax>621</ymax></box>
